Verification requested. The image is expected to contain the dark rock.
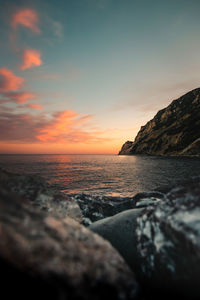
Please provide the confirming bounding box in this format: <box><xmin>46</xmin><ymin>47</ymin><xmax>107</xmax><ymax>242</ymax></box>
<box><xmin>73</xmin><ymin>193</ymin><xmax>136</xmax><ymax>223</ymax></box>
<box><xmin>82</xmin><ymin>217</ymin><xmax>93</xmax><ymax>227</ymax></box>
<box><xmin>90</xmin><ymin>176</ymin><xmax>200</xmax><ymax>299</ymax></box>
<box><xmin>0</xmin><ymin>168</ymin><xmax>82</xmax><ymax>222</ymax></box>
<box><xmin>0</xmin><ymin>188</ymin><xmax>138</xmax><ymax>300</ymax></box>
<box><xmin>119</xmin><ymin>88</ymin><xmax>200</xmax><ymax>156</ymax></box>
<box><xmin>133</xmin><ymin>191</ymin><xmax>165</xmax><ymax>208</ymax></box>
<box><xmin>73</xmin><ymin>191</ymin><xmax>164</xmax><ymax>225</ymax></box>
<box><xmin>90</xmin><ymin>208</ymin><xmax>145</xmax><ymax>270</ymax></box>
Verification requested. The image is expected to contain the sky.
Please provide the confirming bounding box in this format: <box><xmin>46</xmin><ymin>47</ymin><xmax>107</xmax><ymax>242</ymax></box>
<box><xmin>0</xmin><ymin>0</ymin><xmax>200</xmax><ymax>154</ymax></box>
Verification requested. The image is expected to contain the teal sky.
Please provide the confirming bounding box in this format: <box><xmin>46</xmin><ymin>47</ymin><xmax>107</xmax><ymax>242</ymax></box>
<box><xmin>0</xmin><ymin>0</ymin><xmax>200</xmax><ymax>153</ymax></box>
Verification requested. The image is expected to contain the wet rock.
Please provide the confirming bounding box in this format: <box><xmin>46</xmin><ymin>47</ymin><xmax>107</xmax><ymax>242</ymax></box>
<box><xmin>82</xmin><ymin>217</ymin><xmax>93</xmax><ymax>227</ymax></box>
<box><xmin>90</xmin><ymin>176</ymin><xmax>200</xmax><ymax>299</ymax></box>
<box><xmin>119</xmin><ymin>87</ymin><xmax>200</xmax><ymax>156</ymax></box>
<box><xmin>0</xmin><ymin>168</ymin><xmax>82</xmax><ymax>222</ymax></box>
<box><xmin>0</xmin><ymin>188</ymin><xmax>138</xmax><ymax>300</ymax></box>
<box><xmin>135</xmin><ymin>176</ymin><xmax>200</xmax><ymax>298</ymax></box>
<box><xmin>72</xmin><ymin>193</ymin><xmax>136</xmax><ymax>224</ymax></box>
<box><xmin>73</xmin><ymin>191</ymin><xmax>164</xmax><ymax>225</ymax></box>
<box><xmin>90</xmin><ymin>208</ymin><xmax>145</xmax><ymax>271</ymax></box>
<box><xmin>133</xmin><ymin>191</ymin><xmax>165</xmax><ymax>208</ymax></box>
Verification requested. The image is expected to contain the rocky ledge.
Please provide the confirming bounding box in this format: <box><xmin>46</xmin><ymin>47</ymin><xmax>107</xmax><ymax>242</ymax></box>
<box><xmin>119</xmin><ymin>88</ymin><xmax>200</xmax><ymax>156</ymax></box>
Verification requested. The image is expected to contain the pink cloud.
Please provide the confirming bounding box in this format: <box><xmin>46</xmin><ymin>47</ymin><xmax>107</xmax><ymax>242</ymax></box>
<box><xmin>0</xmin><ymin>112</ymin><xmax>39</xmax><ymax>142</ymax></box>
<box><xmin>0</xmin><ymin>68</ymin><xmax>24</xmax><ymax>92</ymax></box>
<box><xmin>28</xmin><ymin>104</ymin><xmax>43</xmax><ymax>110</ymax></box>
<box><xmin>4</xmin><ymin>92</ymin><xmax>36</xmax><ymax>104</ymax></box>
<box><xmin>20</xmin><ymin>49</ymin><xmax>42</xmax><ymax>70</ymax></box>
<box><xmin>36</xmin><ymin>110</ymin><xmax>80</xmax><ymax>142</ymax></box>
<box><xmin>0</xmin><ymin>109</ymin><xmax>105</xmax><ymax>144</ymax></box>
<box><xmin>11</xmin><ymin>8</ymin><xmax>40</xmax><ymax>34</ymax></box>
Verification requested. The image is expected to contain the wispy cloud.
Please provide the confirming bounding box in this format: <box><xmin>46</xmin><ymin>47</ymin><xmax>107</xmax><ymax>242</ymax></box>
<box><xmin>27</xmin><ymin>103</ymin><xmax>43</xmax><ymax>110</ymax></box>
<box><xmin>0</xmin><ymin>109</ymin><xmax>107</xmax><ymax>144</ymax></box>
<box><xmin>51</xmin><ymin>20</ymin><xmax>63</xmax><ymax>39</ymax></box>
<box><xmin>3</xmin><ymin>91</ymin><xmax>36</xmax><ymax>104</ymax></box>
<box><xmin>20</xmin><ymin>49</ymin><xmax>42</xmax><ymax>70</ymax></box>
<box><xmin>36</xmin><ymin>110</ymin><xmax>91</xmax><ymax>142</ymax></box>
<box><xmin>111</xmin><ymin>79</ymin><xmax>200</xmax><ymax>113</ymax></box>
<box><xmin>0</xmin><ymin>68</ymin><xmax>24</xmax><ymax>92</ymax></box>
<box><xmin>11</xmin><ymin>8</ymin><xmax>40</xmax><ymax>34</ymax></box>
<box><xmin>0</xmin><ymin>68</ymin><xmax>38</xmax><ymax>105</ymax></box>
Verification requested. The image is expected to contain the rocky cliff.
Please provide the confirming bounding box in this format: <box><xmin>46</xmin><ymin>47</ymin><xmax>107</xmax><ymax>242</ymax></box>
<box><xmin>119</xmin><ymin>88</ymin><xmax>200</xmax><ymax>156</ymax></box>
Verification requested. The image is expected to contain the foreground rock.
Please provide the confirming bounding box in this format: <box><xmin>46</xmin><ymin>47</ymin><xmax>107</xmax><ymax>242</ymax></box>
<box><xmin>119</xmin><ymin>87</ymin><xmax>200</xmax><ymax>156</ymax></box>
<box><xmin>90</xmin><ymin>176</ymin><xmax>200</xmax><ymax>299</ymax></box>
<box><xmin>0</xmin><ymin>188</ymin><xmax>138</xmax><ymax>300</ymax></box>
<box><xmin>0</xmin><ymin>168</ymin><xmax>82</xmax><ymax>222</ymax></box>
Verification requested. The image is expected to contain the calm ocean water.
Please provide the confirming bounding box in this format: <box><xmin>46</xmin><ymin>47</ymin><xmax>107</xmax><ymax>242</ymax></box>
<box><xmin>0</xmin><ymin>154</ymin><xmax>200</xmax><ymax>197</ymax></box>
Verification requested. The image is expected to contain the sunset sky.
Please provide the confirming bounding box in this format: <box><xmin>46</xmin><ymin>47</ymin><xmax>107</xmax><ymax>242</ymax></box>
<box><xmin>0</xmin><ymin>0</ymin><xmax>200</xmax><ymax>154</ymax></box>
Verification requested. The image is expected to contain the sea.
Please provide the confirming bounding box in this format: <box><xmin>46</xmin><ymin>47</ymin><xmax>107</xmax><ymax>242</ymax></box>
<box><xmin>0</xmin><ymin>154</ymin><xmax>200</xmax><ymax>198</ymax></box>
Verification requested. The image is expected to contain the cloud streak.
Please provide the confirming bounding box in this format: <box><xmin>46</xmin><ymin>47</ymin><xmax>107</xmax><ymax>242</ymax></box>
<box><xmin>27</xmin><ymin>103</ymin><xmax>43</xmax><ymax>110</ymax></box>
<box><xmin>0</xmin><ymin>68</ymin><xmax>37</xmax><ymax>106</ymax></box>
<box><xmin>11</xmin><ymin>8</ymin><xmax>40</xmax><ymax>34</ymax></box>
<box><xmin>4</xmin><ymin>91</ymin><xmax>36</xmax><ymax>104</ymax></box>
<box><xmin>20</xmin><ymin>49</ymin><xmax>42</xmax><ymax>70</ymax></box>
<box><xmin>0</xmin><ymin>109</ymin><xmax>107</xmax><ymax>144</ymax></box>
<box><xmin>36</xmin><ymin>110</ymin><xmax>92</xmax><ymax>142</ymax></box>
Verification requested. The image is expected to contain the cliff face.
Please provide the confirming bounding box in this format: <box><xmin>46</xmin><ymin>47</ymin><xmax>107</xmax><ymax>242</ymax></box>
<box><xmin>119</xmin><ymin>88</ymin><xmax>200</xmax><ymax>156</ymax></box>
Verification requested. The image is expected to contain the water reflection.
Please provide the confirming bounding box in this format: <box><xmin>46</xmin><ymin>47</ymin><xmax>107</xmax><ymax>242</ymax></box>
<box><xmin>0</xmin><ymin>154</ymin><xmax>200</xmax><ymax>197</ymax></box>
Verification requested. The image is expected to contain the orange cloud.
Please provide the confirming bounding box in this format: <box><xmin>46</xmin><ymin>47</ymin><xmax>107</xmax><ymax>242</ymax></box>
<box><xmin>36</xmin><ymin>110</ymin><xmax>80</xmax><ymax>142</ymax></box>
<box><xmin>20</xmin><ymin>49</ymin><xmax>42</xmax><ymax>70</ymax></box>
<box><xmin>28</xmin><ymin>104</ymin><xmax>43</xmax><ymax>110</ymax></box>
<box><xmin>5</xmin><ymin>92</ymin><xmax>36</xmax><ymax>104</ymax></box>
<box><xmin>0</xmin><ymin>108</ymin><xmax>124</xmax><ymax>153</ymax></box>
<box><xmin>0</xmin><ymin>109</ymin><xmax>103</xmax><ymax>145</ymax></box>
<box><xmin>0</xmin><ymin>68</ymin><xmax>24</xmax><ymax>92</ymax></box>
<box><xmin>11</xmin><ymin>8</ymin><xmax>40</xmax><ymax>34</ymax></box>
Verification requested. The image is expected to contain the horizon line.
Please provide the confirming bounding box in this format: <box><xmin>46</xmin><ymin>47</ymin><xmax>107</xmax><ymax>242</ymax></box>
<box><xmin>0</xmin><ymin>153</ymin><xmax>118</xmax><ymax>155</ymax></box>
